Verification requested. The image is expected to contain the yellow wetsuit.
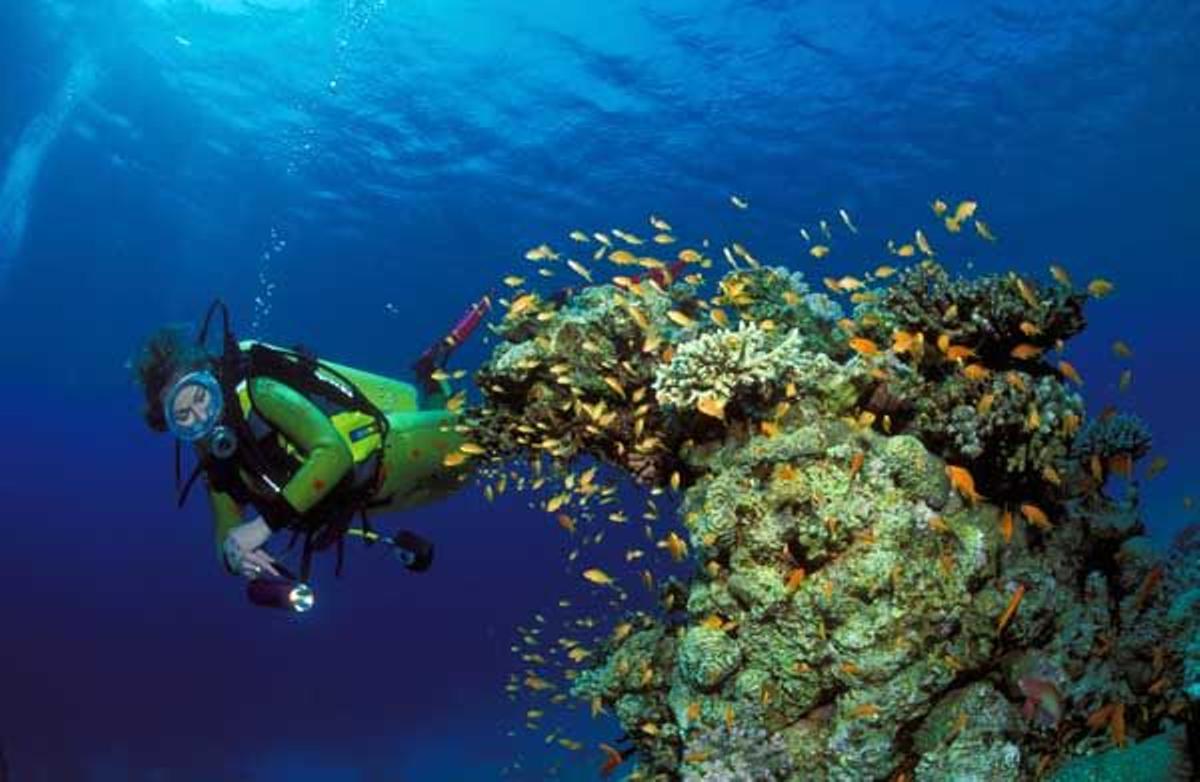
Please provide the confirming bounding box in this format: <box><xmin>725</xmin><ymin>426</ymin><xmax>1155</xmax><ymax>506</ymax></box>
<box><xmin>203</xmin><ymin>343</ymin><xmax>466</xmax><ymax>568</ymax></box>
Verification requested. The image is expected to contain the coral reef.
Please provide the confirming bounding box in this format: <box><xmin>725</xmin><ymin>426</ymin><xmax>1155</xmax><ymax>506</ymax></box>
<box><xmin>474</xmin><ymin>251</ymin><xmax>1198</xmax><ymax>780</ymax></box>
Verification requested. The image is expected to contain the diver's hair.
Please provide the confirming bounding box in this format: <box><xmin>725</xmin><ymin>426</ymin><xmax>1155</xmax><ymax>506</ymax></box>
<box><xmin>134</xmin><ymin>325</ymin><xmax>211</xmax><ymax>432</ymax></box>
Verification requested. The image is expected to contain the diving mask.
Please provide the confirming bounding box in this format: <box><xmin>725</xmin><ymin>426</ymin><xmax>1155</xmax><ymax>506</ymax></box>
<box><xmin>163</xmin><ymin>370</ymin><xmax>225</xmax><ymax>442</ymax></box>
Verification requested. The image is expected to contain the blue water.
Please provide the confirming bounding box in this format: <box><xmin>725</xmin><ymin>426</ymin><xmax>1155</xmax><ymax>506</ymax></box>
<box><xmin>1</xmin><ymin>0</ymin><xmax>1197</xmax><ymax>779</ymax></box>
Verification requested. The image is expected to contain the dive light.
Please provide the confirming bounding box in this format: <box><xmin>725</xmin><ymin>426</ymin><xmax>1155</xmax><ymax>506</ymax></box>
<box><xmin>246</xmin><ymin>563</ymin><xmax>315</xmax><ymax>612</ymax></box>
<box><xmin>244</xmin><ymin>529</ymin><xmax>433</xmax><ymax>612</ymax></box>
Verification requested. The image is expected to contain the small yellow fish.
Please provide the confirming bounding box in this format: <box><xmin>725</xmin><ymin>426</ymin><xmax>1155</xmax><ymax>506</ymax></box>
<box><xmin>593</xmin><ymin>232</ymin><xmax>612</xmax><ymax>247</ymax></box>
<box><xmin>954</xmin><ymin>200</ymin><xmax>978</xmax><ymax>222</ymax></box>
<box><xmin>977</xmin><ymin>392</ymin><xmax>995</xmax><ymax>415</ymax></box>
<box><xmin>894</xmin><ymin>243</ymin><xmax>916</xmax><ymax>257</ymax></box>
<box><xmin>1146</xmin><ymin>456</ymin><xmax>1168</xmax><ymax>480</ymax></box>
<box><xmin>569</xmin><ymin>230</ymin><xmax>590</xmax><ymax>242</ymax></box>
<box><xmin>502</xmin><ymin>275</ymin><xmax>526</xmax><ymax>287</ymax></box>
<box><xmin>650</xmin><ymin>215</ymin><xmax>671</xmax><ymax>231</ymax></box>
<box><xmin>974</xmin><ymin>220</ymin><xmax>996</xmax><ymax>241</ymax></box>
<box><xmin>809</xmin><ymin>244</ymin><xmax>830</xmax><ymax>259</ymax></box>
<box><xmin>459</xmin><ymin>442</ymin><xmax>487</xmax><ymax>455</ymax></box>
<box><xmin>1112</xmin><ymin>340</ymin><xmax>1133</xmax><ymax>358</ymax></box>
<box><xmin>443</xmin><ymin>451</ymin><xmax>469</xmax><ymax>467</ymax></box>
<box><xmin>838</xmin><ymin>208</ymin><xmax>858</xmax><ymax>234</ymax></box>
<box><xmin>696</xmin><ymin>395</ymin><xmax>726</xmax><ymax>420</ymax></box>
<box><xmin>874</xmin><ymin>265</ymin><xmax>897</xmax><ymax>278</ymax></box>
<box><xmin>1049</xmin><ymin>264</ymin><xmax>1072</xmax><ymax>286</ymax></box>
<box><xmin>653</xmin><ymin>233</ymin><xmax>676</xmax><ymax>244</ymax></box>
<box><xmin>931</xmin><ymin>199</ymin><xmax>948</xmax><ymax>216</ymax></box>
<box><xmin>710</xmin><ymin>308</ymin><xmax>730</xmax><ymax>328</ymax></box>
<box><xmin>944</xmin><ymin>216</ymin><xmax>962</xmax><ymax>233</ymax></box>
<box><xmin>730</xmin><ymin>195</ymin><xmax>749</xmax><ymax>209</ymax></box>
<box><xmin>915</xmin><ymin>229</ymin><xmax>934</xmax><ymax>256</ymax></box>
<box><xmin>1058</xmin><ymin>360</ymin><xmax>1083</xmax><ymax>385</ymax></box>
<box><xmin>1088</xmin><ymin>278</ymin><xmax>1115</xmax><ymax>298</ymax></box>
<box><xmin>667</xmin><ymin>310</ymin><xmax>695</xmax><ymax>328</ymax></box>
<box><xmin>509</xmin><ymin>293</ymin><xmax>538</xmax><ymax>316</ymax></box>
<box><xmin>582</xmin><ymin>568</ymin><xmax>614</xmax><ymax>586</ymax></box>
<box><xmin>660</xmin><ymin>531</ymin><xmax>688</xmax><ymax>562</ymax></box>
<box><xmin>567</xmin><ymin>259</ymin><xmax>592</xmax><ymax>282</ymax></box>
<box><xmin>524</xmin><ymin>243</ymin><xmax>558</xmax><ymax>261</ymax></box>
<box><xmin>612</xmin><ymin>229</ymin><xmax>643</xmax><ymax>245</ymax></box>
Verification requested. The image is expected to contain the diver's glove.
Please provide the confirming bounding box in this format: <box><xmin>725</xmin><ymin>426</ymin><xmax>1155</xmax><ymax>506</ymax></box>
<box><xmin>223</xmin><ymin>517</ymin><xmax>281</xmax><ymax>579</ymax></box>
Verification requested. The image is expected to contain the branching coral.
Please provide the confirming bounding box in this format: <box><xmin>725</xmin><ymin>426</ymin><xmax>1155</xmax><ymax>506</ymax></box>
<box><xmin>653</xmin><ymin>322</ymin><xmax>806</xmax><ymax>412</ymax></box>
<box><xmin>1072</xmin><ymin>413</ymin><xmax>1153</xmax><ymax>461</ymax></box>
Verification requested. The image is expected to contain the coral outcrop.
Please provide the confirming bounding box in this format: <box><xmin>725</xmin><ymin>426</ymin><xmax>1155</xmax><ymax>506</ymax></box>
<box><xmin>473</xmin><ymin>249</ymin><xmax>1198</xmax><ymax>780</ymax></box>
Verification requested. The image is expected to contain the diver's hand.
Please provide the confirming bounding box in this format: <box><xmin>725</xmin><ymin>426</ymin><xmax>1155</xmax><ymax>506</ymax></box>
<box><xmin>223</xmin><ymin>517</ymin><xmax>280</xmax><ymax>579</ymax></box>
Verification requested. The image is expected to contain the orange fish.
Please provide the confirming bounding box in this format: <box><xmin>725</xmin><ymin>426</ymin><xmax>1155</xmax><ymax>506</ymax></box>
<box><xmin>851</xmin><ymin>703</ymin><xmax>880</xmax><ymax>719</ymax></box>
<box><xmin>849</xmin><ymin>337</ymin><xmax>880</xmax><ymax>356</ymax></box>
<box><xmin>599</xmin><ymin>743</ymin><xmax>624</xmax><ymax>777</ymax></box>
<box><xmin>849</xmin><ymin>451</ymin><xmax>865</xmax><ymax>480</ymax></box>
<box><xmin>945</xmin><ymin>464</ymin><xmax>984</xmax><ymax>503</ymax></box>
<box><xmin>996</xmin><ymin>583</ymin><xmax>1027</xmax><ymax>635</ymax></box>
<box><xmin>1020</xmin><ymin>503</ymin><xmax>1052</xmax><ymax>531</ymax></box>
<box><xmin>1110</xmin><ymin>703</ymin><xmax>1127</xmax><ymax>748</ymax></box>
<box><xmin>1000</xmin><ymin>509</ymin><xmax>1014</xmax><ymax>544</ymax></box>
<box><xmin>945</xmin><ymin>345</ymin><xmax>976</xmax><ymax>362</ymax></box>
<box><xmin>1109</xmin><ymin>453</ymin><xmax>1133</xmax><ymax>478</ymax></box>
<box><xmin>977</xmin><ymin>392</ymin><xmax>996</xmax><ymax>415</ymax></box>
<box><xmin>892</xmin><ymin>329</ymin><xmax>920</xmax><ymax>354</ymax></box>
<box><xmin>1057</xmin><ymin>360</ymin><xmax>1083</xmax><ymax>385</ymax></box>
<box><xmin>785</xmin><ymin>567</ymin><xmax>806</xmax><ymax>592</ymax></box>
<box><xmin>1005</xmin><ymin>372</ymin><xmax>1027</xmax><ymax>391</ymax></box>
<box><xmin>1134</xmin><ymin>565</ymin><xmax>1163</xmax><ymax>613</ymax></box>
<box><xmin>1087</xmin><ymin>703</ymin><xmax>1116</xmax><ymax>730</ymax></box>
<box><xmin>963</xmin><ymin>363</ymin><xmax>990</xmax><ymax>382</ymax></box>
<box><xmin>1010</xmin><ymin>343</ymin><xmax>1043</xmax><ymax>360</ymax></box>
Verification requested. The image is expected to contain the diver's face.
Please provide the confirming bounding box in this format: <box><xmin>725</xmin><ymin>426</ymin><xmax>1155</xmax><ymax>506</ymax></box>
<box><xmin>170</xmin><ymin>380</ymin><xmax>215</xmax><ymax>431</ymax></box>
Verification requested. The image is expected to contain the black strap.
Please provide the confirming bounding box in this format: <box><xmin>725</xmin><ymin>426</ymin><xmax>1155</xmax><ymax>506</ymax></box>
<box><xmin>176</xmin><ymin>460</ymin><xmax>208</xmax><ymax>508</ymax></box>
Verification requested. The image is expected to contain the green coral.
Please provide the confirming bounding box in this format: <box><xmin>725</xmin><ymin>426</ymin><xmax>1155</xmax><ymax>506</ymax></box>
<box><xmin>679</xmin><ymin>626</ymin><xmax>743</xmax><ymax>691</ymax></box>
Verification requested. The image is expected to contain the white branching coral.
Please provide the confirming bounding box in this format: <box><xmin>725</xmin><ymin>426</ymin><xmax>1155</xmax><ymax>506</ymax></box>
<box><xmin>652</xmin><ymin>322</ymin><xmax>805</xmax><ymax>410</ymax></box>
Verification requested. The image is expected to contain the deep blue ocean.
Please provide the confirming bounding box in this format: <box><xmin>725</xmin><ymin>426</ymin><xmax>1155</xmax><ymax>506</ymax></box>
<box><xmin>1</xmin><ymin>1</ymin><xmax>1198</xmax><ymax>779</ymax></box>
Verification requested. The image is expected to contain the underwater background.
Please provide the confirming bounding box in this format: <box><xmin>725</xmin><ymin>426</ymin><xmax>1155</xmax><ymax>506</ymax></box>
<box><xmin>0</xmin><ymin>0</ymin><xmax>1198</xmax><ymax>779</ymax></box>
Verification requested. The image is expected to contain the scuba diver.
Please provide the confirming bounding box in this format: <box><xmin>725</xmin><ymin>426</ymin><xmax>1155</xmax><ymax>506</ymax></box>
<box><xmin>134</xmin><ymin>296</ymin><xmax>490</xmax><ymax>610</ymax></box>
